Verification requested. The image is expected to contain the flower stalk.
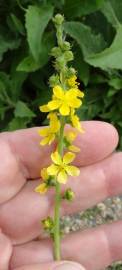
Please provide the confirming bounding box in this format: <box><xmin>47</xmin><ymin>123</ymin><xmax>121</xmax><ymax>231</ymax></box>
<box><xmin>35</xmin><ymin>14</ymin><xmax>85</xmax><ymax>261</ymax></box>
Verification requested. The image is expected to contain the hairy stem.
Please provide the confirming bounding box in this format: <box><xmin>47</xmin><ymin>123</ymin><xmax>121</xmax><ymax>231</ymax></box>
<box><xmin>54</xmin><ymin>117</ymin><xmax>65</xmax><ymax>260</ymax></box>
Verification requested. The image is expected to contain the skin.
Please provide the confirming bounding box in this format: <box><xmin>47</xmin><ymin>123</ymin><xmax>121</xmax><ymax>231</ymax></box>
<box><xmin>0</xmin><ymin>121</ymin><xmax>122</xmax><ymax>270</ymax></box>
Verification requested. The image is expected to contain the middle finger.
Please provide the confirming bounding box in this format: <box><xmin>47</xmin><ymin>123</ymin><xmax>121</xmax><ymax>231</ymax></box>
<box><xmin>0</xmin><ymin>152</ymin><xmax>122</xmax><ymax>244</ymax></box>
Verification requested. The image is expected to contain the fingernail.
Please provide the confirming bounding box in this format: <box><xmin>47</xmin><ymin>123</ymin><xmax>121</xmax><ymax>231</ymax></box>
<box><xmin>54</xmin><ymin>261</ymin><xmax>85</xmax><ymax>270</ymax></box>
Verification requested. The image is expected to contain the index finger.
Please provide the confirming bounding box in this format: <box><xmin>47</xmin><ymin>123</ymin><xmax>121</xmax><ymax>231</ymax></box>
<box><xmin>1</xmin><ymin>121</ymin><xmax>119</xmax><ymax>180</ymax></box>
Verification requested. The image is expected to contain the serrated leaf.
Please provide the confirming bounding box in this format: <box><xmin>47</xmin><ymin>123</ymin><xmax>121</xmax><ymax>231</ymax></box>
<box><xmin>0</xmin><ymin>34</ymin><xmax>20</xmax><ymax>62</ymax></box>
<box><xmin>86</xmin><ymin>25</ymin><xmax>122</xmax><ymax>70</ymax></box>
<box><xmin>17</xmin><ymin>32</ymin><xmax>54</xmax><ymax>72</ymax></box>
<box><xmin>64</xmin><ymin>0</ymin><xmax>105</xmax><ymax>19</ymax></box>
<box><xmin>64</xmin><ymin>22</ymin><xmax>106</xmax><ymax>57</ymax></box>
<box><xmin>25</xmin><ymin>4</ymin><xmax>54</xmax><ymax>61</ymax></box>
<box><xmin>14</xmin><ymin>101</ymin><xmax>36</xmax><ymax>118</ymax></box>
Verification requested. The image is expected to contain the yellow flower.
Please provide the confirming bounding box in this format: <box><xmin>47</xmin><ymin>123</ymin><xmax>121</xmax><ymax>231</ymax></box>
<box><xmin>67</xmin><ymin>75</ymin><xmax>79</xmax><ymax>88</ymax></box>
<box><xmin>70</xmin><ymin>109</ymin><xmax>85</xmax><ymax>133</ymax></box>
<box><xmin>47</xmin><ymin>85</ymin><xmax>83</xmax><ymax>116</ymax></box>
<box><xmin>41</xmin><ymin>167</ymin><xmax>49</xmax><ymax>180</ymax></box>
<box><xmin>35</xmin><ymin>183</ymin><xmax>48</xmax><ymax>194</ymax></box>
<box><xmin>65</xmin><ymin>131</ymin><xmax>80</xmax><ymax>153</ymax></box>
<box><xmin>39</xmin><ymin>104</ymin><xmax>49</xmax><ymax>112</ymax></box>
<box><xmin>47</xmin><ymin>151</ymin><xmax>80</xmax><ymax>184</ymax></box>
<box><xmin>38</xmin><ymin>113</ymin><xmax>60</xmax><ymax>145</ymax></box>
<box><xmin>35</xmin><ymin>168</ymin><xmax>49</xmax><ymax>194</ymax></box>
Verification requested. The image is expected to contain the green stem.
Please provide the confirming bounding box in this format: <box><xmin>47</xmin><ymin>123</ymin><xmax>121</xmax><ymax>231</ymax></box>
<box><xmin>16</xmin><ymin>0</ymin><xmax>26</xmax><ymax>11</ymax></box>
<box><xmin>54</xmin><ymin>117</ymin><xmax>65</xmax><ymax>260</ymax></box>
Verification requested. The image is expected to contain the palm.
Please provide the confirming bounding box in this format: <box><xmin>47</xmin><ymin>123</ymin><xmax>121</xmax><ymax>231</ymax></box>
<box><xmin>0</xmin><ymin>121</ymin><xmax>121</xmax><ymax>270</ymax></box>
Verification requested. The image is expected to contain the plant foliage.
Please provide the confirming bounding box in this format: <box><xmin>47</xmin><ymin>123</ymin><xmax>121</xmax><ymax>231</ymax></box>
<box><xmin>0</xmin><ymin>0</ymin><xmax>122</xmax><ymax>149</ymax></box>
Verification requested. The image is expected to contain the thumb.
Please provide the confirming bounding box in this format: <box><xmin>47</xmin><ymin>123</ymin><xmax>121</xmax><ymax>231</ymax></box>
<box><xmin>0</xmin><ymin>230</ymin><xmax>12</xmax><ymax>270</ymax></box>
<box><xmin>14</xmin><ymin>261</ymin><xmax>85</xmax><ymax>270</ymax></box>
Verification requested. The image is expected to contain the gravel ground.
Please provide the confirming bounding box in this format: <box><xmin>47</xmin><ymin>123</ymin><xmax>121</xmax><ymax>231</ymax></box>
<box><xmin>61</xmin><ymin>196</ymin><xmax>122</xmax><ymax>270</ymax></box>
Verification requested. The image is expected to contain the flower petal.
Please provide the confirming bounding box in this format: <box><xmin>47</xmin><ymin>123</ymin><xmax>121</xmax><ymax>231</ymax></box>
<box><xmin>53</xmin><ymin>85</ymin><xmax>64</xmax><ymax>99</ymax></box>
<box><xmin>47</xmin><ymin>164</ymin><xmax>59</xmax><ymax>175</ymax></box>
<box><xmin>48</xmin><ymin>100</ymin><xmax>61</xmax><ymax>110</ymax></box>
<box><xmin>69</xmin><ymin>145</ymin><xmax>80</xmax><ymax>153</ymax></box>
<box><xmin>63</xmin><ymin>152</ymin><xmax>75</xmax><ymax>164</ymax></box>
<box><xmin>68</xmin><ymin>98</ymin><xmax>82</xmax><ymax>108</ymax></box>
<box><xmin>41</xmin><ymin>168</ymin><xmax>48</xmax><ymax>180</ymax></box>
<box><xmin>51</xmin><ymin>151</ymin><xmax>62</xmax><ymax>165</ymax></box>
<box><xmin>39</xmin><ymin>105</ymin><xmax>50</xmax><ymax>112</ymax></box>
<box><xmin>59</xmin><ymin>104</ymin><xmax>70</xmax><ymax>115</ymax></box>
<box><xmin>65</xmin><ymin>165</ymin><xmax>80</xmax><ymax>176</ymax></box>
<box><xmin>39</xmin><ymin>128</ymin><xmax>50</xmax><ymax>137</ymax></box>
<box><xmin>57</xmin><ymin>170</ymin><xmax>67</xmax><ymax>184</ymax></box>
<box><xmin>48</xmin><ymin>134</ymin><xmax>55</xmax><ymax>145</ymax></box>
<box><xmin>35</xmin><ymin>183</ymin><xmax>47</xmax><ymax>194</ymax></box>
<box><xmin>40</xmin><ymin>136</ymin><xmax>50</xmax><ymax>146</ymax></box>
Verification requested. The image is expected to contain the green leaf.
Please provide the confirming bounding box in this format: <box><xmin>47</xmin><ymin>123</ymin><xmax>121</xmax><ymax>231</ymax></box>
<box><xmin>14</xmin><ymin>101</ymin><xmax>36</xmax><ymax>118</ymax></box>
<box><xmin>74</xmin><ymin>46</ymin><xmax>90</xmax><ymax>86</ymax></box>
<box><xmin>17</xmin><ymin>55</ymin><xmax>41</xmax><ymax>72</ymax></box>
<box><xmin>101</xmin><ymin>0</ymin><xmax>122</xmax><ymax>28</ymax></box>
<box><xmin>108</xmin><ymin>77</ymin><xmax>122</xmax><ymax>89</ymax></box>
<box><xmin>0</xmin><ymin>34</ymin><xmax>20</xmax><ymax>62</ymax></box>
<box><xmin>10</xmin><ymin>14</ymin><xmax>25</xmax><ymax>35</ymax></box>
<box><xmin>8</xmin><ymin>117</ymin><xmax>30</xmax><ymax>131</ymax></box>
<box><xmin>64</xmin><ymin>0</ymin><xmax>105</xmax><ymax>19</ymax></box>
<box><xmin>10</xmin><ymin>71</ymin><xmax>27</xmax><ymax>101</ymax></box>
<box><xmin>86</xmin><ymin>25</ymin><xmax>122</xmax><ymax>70</ymax></box>
<box><xmin>100</xmin><ymin>0</ymin><xmax>120</xmax><ymax>29</ymax></box>
<box><xmin>64</xmin><ymin>22</ymin><xmax>106</xmax><ymax>57</ymax></box>
<box><xmin>65</xmin><ymin>21</ymin><xmax>122</xmax><ymax>70</ymax></box>
<box><xmin>17</xmin><ymin>32</ymin><xmax>54</xmax><ymax>72</ymax></box>
<box><xmin>25</xmin><ymin>4</ymin><xmax>54</xmax><ymax>61</ymax></box>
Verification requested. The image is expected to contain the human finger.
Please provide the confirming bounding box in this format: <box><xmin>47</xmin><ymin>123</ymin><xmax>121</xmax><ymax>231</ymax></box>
<box><xmin>13</xmin><ymin>261</ymin><xmax>85</xmax><ymax>270</ymax></box>
<box><xmin>0</xmin><ymin>152</ymin><xmax>122</xmax><ymax>244</ymax></box>
<box><xmin>11</xmin><ymin>220</ymin><xmax>122</xmax><ymax>270</ymax></box>
<box><xmin>0</xmin><ymin>231</ymin><xmax>12</xmax><ymax>270</ymax></box>
<box><xmin>1</xmin><ymin>121</ymin><xmax>118</xmax><ymax>179</ymax></box>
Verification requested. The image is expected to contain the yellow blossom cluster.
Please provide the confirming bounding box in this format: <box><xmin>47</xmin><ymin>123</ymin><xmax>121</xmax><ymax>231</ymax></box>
<box><xmin>35</xmin><ymin>75</ymin><xmax>84</xmax><ymax>194</ymax></box>
<box><xmin>35</xmin><ymin>13</ymin><xmax>84</xmax><ymax>195</ymax></box>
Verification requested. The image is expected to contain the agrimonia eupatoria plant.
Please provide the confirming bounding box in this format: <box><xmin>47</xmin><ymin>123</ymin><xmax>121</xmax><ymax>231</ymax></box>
<box><xmin>35</xmin><ymin>14</ymin><xmax>84</xmax><ymax>260</ymax></box>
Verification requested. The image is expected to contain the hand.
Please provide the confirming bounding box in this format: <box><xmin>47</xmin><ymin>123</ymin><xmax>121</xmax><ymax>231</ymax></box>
<box><xmin>0</xmin><ymin>121</ymin><xmax>121</xmax><ymax>270</ymax></box>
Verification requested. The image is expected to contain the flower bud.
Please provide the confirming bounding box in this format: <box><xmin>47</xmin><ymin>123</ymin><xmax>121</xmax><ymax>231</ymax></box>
<box><xmin>64</xmin><ymin>51</ymin><xmax>74</xmax><ymax>62</ymax></box>
<box><xmin>49</xmin><ymin>74</ymin><xmax>59</xmax><ymax>87</ymax></box>
<box><xmin>51</xmin><ymin>47</ymin><xmax>62</xmax><ymax>58</ymax></box>
<box><xmin>42</xmin><ymin>216</ymin><xmax>54</xmax><ymax>230</ymax></box>
<box><xmin>56</xmin><ymin>56</ymin><xmax>66</xmax><ymax>70</ymax></box>
<box><xmin>62</xmin><ymin>41</ymin><xmax>71</xmax><ymax>51</ymax></box>
<box><xmin>53</xmin><ymin>14</ymin><xmax>64</xmax><ymax>25</ymax></box>
<box><xmin>63</xmin><ymin>188</ymin><xmax>75</xmax><ymax>201</ymax></box>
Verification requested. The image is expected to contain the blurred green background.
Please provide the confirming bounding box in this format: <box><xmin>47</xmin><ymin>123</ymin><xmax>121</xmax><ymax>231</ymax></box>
<box><xmin>0</xmin><ymin>0</ymin><xmax>122</xmax><ymax>150</ymax></box>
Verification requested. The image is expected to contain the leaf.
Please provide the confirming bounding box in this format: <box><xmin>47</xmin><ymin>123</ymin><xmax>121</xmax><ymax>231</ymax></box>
<box><xmin>65</xmin><ymin>21</ymin><xmax>122</xmax><ymax>70</ymax></box>
<box><xmin>10</xmin><ymin>14</ymin><xmax>25</xmax><ymax>35</ymax></box>
<box><xmin>8</xmin><ymin>117</ymin><xmax>30</xmax><ymax>131</ymax></box>
<box><xmin>101</xmin><ymin>0</ymin><xmax>122</xmax><ymax>28</ymax></box>
<box><xmin>100</xmin><ymin>0</ymin><xmax>120</xmax><ymax>29</ymax></box>
<box><xmin>86</xmin><ymin>25</ymin><xmax>122</xmax><ymax>70</ymax></box>
<box><xmin>0</xmin><ymin>34</ymin><xmax>20</xmax><ymax>62</ymax></box>
<box><xmin>17</xmin><ymin>55</ymin><xmax>41</xmax><ymax>72</ymax></box>
<box><xmin>64</xmin><ymin>0</ymin><xmax>105</xmax><ymax>19</ymax></box>
<box><xmin>10</xmin><ymin>71</ymin><xmax>27</xmax><ymax>100</ymax></box>
<box><xmin>108</xmin><ymin>77</ymin><xmax>122</xmax><ymax>89</ymax></box>
<box><xmin>25</xmin><ymin>4</ymin><xmax>54</xmax><ymax>61</ymax></box>
<box><xmin>64</xmin><ymin>22</ymin><xmax>106</xmax><ymax>57</ymax></box>
<box><xmin>17</xmin><ymin>32</ymin><xmax>54</xmax><ymax>72</ymax></box>
<box><xmin>14</xmin><ymin>101</ymin><xmax>36</xmax><ymax>118</ymax></box>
